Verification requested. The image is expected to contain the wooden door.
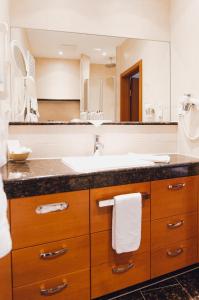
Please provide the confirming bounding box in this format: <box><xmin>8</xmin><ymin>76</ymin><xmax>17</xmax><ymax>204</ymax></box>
<box><xmin>120</xmin><ymin>60</ymin><xmax>142</xmax><ymax>122</ymax></box>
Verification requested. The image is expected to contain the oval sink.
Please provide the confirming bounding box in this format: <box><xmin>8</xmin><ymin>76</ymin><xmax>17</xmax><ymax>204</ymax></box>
<box><xmin>62</xmin><ymin>155</ymin><xmax>155</xmax><ymax>173</ymax></box>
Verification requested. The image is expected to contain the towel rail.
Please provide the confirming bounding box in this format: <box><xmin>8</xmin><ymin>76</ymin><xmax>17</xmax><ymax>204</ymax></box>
<box><xmin>98</xmin><ymin>192</ymin><xmax>150</xmax><ymax>208</ymax></box>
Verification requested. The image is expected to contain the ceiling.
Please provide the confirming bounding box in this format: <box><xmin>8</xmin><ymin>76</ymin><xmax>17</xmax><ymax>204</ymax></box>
<box><xmin>25</xmin><ymin>29</ymin><xmax>126</xmax><ymax>64</ymax></box>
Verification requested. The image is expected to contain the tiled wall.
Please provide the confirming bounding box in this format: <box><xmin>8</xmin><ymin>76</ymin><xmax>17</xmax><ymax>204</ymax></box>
<box><xmin>8</xmin><ymin>124</ymin><xmax>178</xmax><ymax>158</ymax></box>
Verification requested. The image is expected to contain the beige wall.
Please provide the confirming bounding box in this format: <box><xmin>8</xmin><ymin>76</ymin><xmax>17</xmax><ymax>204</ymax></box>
<box><xmin>9</xmin><ymin>124</ymin><xmax>177</xmax><ymax>158</ymax></box>
<box><xmin>10</xmin><ymin>0</ymin><xmax>170</xmax><ymax>41</ymax></box>
<box><xmin>90</xmin><ymin>64</ymin><xmax>116</xmax><ymax>121</ymax></box>
<box><xmin>170</xmin><ymin>0</ymin><xmax>199</xmax><ymax>156</ymax></box>
<box><xmin>38</xmin><ymin>100</ymin><xmax>80</xmax><ymax>122</ymax></box>
<box><xmin>116</xmin><ymin>38</ymin><xmax>170</xmax><ymax>121</ymax></box>
<box><xmin>11</xmin><ymin>27</ymin><xmax>32</xmax><ymax>52</ymax></box>
<box><xmin>36</xmin><ymin>58</ymin><xmax>80</xmax><ymax>100</ymax></box>
<box><xmin>0</xmin><ymin>0</ymin><xmax>10</xmax><ymax>165</ymax></box>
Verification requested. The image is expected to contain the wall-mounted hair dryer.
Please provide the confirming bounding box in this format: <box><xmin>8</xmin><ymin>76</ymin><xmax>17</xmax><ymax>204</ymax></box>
<box><xmin>179</xmin><ymin>93</ymin><xmax>199</xmax><ymax>141</ymax></box>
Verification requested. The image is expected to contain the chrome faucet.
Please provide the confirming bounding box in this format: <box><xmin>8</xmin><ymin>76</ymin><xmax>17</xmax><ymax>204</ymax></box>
<box><xmin>94</xmin><ymin>135</ymin><xmax>103</xmax><ymax>155</ymax></box>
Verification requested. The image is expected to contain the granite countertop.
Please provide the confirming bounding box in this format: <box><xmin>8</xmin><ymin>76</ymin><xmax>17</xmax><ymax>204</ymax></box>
<box><xmin>1</xmin><ymin>154</ymin><xmax>199</xmax><ymax>199</ymax></box>
<box><xmin>9</xmin><ymin>121</ymin><xmax>178</xmax><ymax>126</ymax></box>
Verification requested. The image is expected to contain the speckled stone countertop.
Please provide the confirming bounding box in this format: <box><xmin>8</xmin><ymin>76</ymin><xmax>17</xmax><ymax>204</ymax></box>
<box><xmin>9</xmin><ymin>121</ymin><xmax>178</xmax><ymax>126</ymax></box>
<box><xmin>1</xmin><ymin>154</ymin><xmax>199</xmax><ymax>199</ymax></box>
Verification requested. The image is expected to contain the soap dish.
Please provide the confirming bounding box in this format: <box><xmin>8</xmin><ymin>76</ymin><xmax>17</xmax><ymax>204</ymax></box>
<box><xmin>9</xmin><ymin>152</ymin><xmax>30</xmax><ymax>162</ymax></box>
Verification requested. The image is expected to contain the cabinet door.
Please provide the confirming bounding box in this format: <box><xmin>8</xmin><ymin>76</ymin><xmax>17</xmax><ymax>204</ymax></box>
<box><xmin>0</xmin><ymin>254</ymin><xmax>12</xmax><ymax>300</ymax></box>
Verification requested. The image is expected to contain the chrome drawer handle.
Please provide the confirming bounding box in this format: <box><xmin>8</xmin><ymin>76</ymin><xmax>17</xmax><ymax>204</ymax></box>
<box><xmin>168</xmin><ymin>183</ymin><xmax>186</xmax><ymax>190</ymax></box>
<box><xmin>40</xmin><ymin>281</ymin><xmax>67</xmax><ymax>296</ymax></box>
<box><xmin>35</xmin><ymin>202</ymin><xmax>68</xmax><ymax>214</ymax></box>
<box><xmin>112</xmin><ymin>262</ymin><xmax>134</xmax><ymax>274</ymax></box>
<box><xmin>167</xmin><ymin>220</ymin><xmax>184</xmax><ymax>229</ymax></box>
<box><xmin>40</xmin><ymin>248</ymin><xmax>68</xmax><ymax>259</ymax></box>
<box><xmin>167</xmin><ymin>248</ymin><xmax>183</xmax><ymax>257</ymax></box>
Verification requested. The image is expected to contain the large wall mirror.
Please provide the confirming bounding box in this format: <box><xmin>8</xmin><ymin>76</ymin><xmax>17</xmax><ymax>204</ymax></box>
<box><xmin>10</xmin><ymin>27</ymin><xmax>171</xmax><ymax>123</ymax></box>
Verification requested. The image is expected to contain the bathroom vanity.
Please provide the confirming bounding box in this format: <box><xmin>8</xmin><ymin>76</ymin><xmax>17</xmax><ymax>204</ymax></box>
<box><xmin>1</xmin><ymin>154</ymin><xmax>199</xmax><ymax>300</ymax></box>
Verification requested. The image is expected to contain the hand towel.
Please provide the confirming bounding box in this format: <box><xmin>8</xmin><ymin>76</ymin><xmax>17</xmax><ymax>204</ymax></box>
<box><xmin>128</xmin><ymin>153</ymin><xmax>170</xmax><ymax>163</ymax></box>
<box><xmin>0</xmin><ymin>174</ymin><xmax>12</xmax><ymax>258</ymax></box>
<box><xmin>112</xmin><ymin>193</ymin><xmax>142</xmax><ymax>254</ymax></box>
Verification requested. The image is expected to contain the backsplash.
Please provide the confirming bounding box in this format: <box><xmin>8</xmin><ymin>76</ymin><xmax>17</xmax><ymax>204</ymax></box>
<box><xmin>8</xmin><ymin>124</ymin><xmax>178</xmax><ymax>158</ymax></box>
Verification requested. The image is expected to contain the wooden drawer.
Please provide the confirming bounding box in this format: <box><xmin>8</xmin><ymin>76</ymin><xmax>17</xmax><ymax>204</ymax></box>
<box><xmin>151</xmin><ymin>176</ymin><xmax>197</xmax><ymax>220</ymax></box>
<box><xmin>90</xmin><ymin>182</ymin><xmax>150</xmax><ymax>233</ymax></box>
<box><xmin>151</xmin><ymin>212</ymin><xmax>197</xmax><ymax>251</ymax></box>
<box><xmin>91</xmin><ymin>220</ymin><xmax>150</xmax><ymax>267</ymax></box>
<box><xmin>12</xmin><ymin>235</ymin><xmax>90</xmax><ymax>287</ymax></box>
<box><xmin>151</xmin><ymin>238</ymin><xmax>197</xmax><ymax>278</ymax></box>
<box><xmin>10</xmin><ymin>190</ymin><xmax>89</xmax><ymax>249</ymax></box>
<box><xmin>0</xmin><ymin>255</ymin><xmax>12</xmax><ymax>300</ymax></box>
<box><xmin>13</xmin><ymin>269</ymin><xmax>90</xmax><ymax>300</ymax></box>
<box><xmin>91</xmin><ymin>252</ymin><xmax>150</xmax><ymax>298</ymax></box>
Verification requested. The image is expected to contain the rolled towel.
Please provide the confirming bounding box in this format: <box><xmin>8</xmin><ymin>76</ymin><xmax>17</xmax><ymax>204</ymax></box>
<box><xmin>128</xmin><ymin>153</ymin><xmax>170</xmax><ymax>163</ymax></box>
<box><xmin>112</xmin><ymin>193</ymin><xmax>142</xmax><ymax>254</ymax></box>
<box><xmin>0</xmin><ymin>174</ymin><xmax>12</xmax><ymax>258</ymax></box>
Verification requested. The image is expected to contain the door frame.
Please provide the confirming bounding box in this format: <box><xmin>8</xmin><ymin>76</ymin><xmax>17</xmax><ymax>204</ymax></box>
<box><xmin>120</xmin><ymin>60</ymin><xmax>142</xmax><ymax>121</ymax></box>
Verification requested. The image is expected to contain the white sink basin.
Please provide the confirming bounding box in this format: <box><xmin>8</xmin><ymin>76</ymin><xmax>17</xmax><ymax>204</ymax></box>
<box><xmin>62</xmin><ymin>155</ymin><xmax>155</xmax><ymax>173</ymax></box>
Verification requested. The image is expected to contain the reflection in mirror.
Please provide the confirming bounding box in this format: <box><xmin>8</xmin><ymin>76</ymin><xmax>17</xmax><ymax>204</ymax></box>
<box><xmin>10</xmin><ymin>28</ymin><xmax>171</xmax><ymax>123</ymax></box>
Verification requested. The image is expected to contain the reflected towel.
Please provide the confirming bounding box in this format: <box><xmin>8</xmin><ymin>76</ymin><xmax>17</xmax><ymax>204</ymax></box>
<box><xmin>128</xmin><ymin>153</ymin><xmax>170</xmax><ymax>163</ymax></box>
<box><xmin>112</xmin><ymin>193</ymin><xmax>142</xmax><ymax>254</ymax></box>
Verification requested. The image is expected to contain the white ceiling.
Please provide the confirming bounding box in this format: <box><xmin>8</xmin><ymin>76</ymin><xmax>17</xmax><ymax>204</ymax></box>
<box><xmin>25</xmin><ymin>29</ymin><xmax>126</xmax><ymax>64</ymax></box>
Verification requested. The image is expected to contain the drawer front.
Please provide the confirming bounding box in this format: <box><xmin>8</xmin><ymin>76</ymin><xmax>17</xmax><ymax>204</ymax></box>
<box><xmin>91</xmin><ymin>220</ymin><xmax>150</xmax><ymax>267</ymax></box>
<box><xmin>151</xmin><ymin>176</ymin><xmax>197</xmax><ymax>220</ymax></box>
<box><xmin>10</xmin><ymin>190</ymin><xmax>89</xmax><ymax>249</ymax></box>
<box><xmin>91</xmin><ymin>252</ymin><xmax>150</xmax><ymax>299</ymax></box>
<box><xmin>13</xmin><ymin>269</ymin><xmax>90</xmax><ymax>300</ymax></box>
<box><xmin>90</xmin><ymin>182</ymin><xmax>150</xmax><ymax>233</ymax></box>
<box><xmin>0</xmin><ymin>255</ymin><xmax>12</xmax><ymax>300</ymax></box>
<box><xmin>151</xmin><ymin>212</ymin><xmax>197</xmax><ymax>251</ymax></box>
<box><xmin>12</xmin><ymin>235</ymin><xmax>90</xmax><ymax>287</ymax></box>
<box><xmin>151</xmin><ymin>238</ymin><xmax>197</xmax><ymax>278</ymax></box>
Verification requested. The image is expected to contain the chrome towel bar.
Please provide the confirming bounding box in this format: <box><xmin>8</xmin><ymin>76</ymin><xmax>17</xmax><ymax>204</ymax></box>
<box><xmin>98</xmin><ymin>192</ymin><xmax>150</xmax><ymax>208</ymax></box>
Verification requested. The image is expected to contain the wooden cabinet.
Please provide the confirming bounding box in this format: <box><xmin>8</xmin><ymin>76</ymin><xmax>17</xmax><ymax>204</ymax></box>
<box><xmin>151</xmin><ymin>176</ymin><xmax>198</xmax><ymax>278</ymax></box>
<box><xmin>12</xmin><ymin>235</ymin><xmax>90</xmax><ymax>287</ymax></box>
<box><xmin>8</xmin><ymin>175</ymin><xmax>199</xmax><ymax>300</ymax></box>
<box><xmin>90</xmin><ymin>182</ymin><xmax>151</xmax><ymax>298</ymax></box>
<box><xmin>10</xmin><ymin>190</ymin><xmax>90</xmax><ymax>300</ymax></box>
<box><xmin>10</xmin><ymin>190</ymin><xmax>89</xmax><ymax>249</ymax></box>
<box><xmin>13</xmin><ymin>269</ymin><xmax>90</xmax><ymax>300</ymax></box>
<box><xmin>151</xmin><ymin>176</ymin><xmax>197</xmax><ymax>220</ymax></box>
<box><xmin>0</xmin><ymin>254</ymin><xmax>12</xmax><ymax>300</ymax></box>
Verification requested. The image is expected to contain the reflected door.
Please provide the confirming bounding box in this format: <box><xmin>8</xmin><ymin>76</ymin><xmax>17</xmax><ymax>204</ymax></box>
<box><xmin>120</xmin><ymin>60</ymin><xmax>142</xmax><ymax>122</ymax></box>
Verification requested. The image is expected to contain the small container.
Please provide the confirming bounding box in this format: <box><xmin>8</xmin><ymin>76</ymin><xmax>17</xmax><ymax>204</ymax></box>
<box><xmin>9</xmin><ymin>152</ymin><xmax>30</xmax><ymax>162</ymax></box>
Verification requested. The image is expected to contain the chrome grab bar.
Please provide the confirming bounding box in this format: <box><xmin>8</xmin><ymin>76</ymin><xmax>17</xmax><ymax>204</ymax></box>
<box><xmin>168</xmin><ymin>183</ymin><xmax>186</xmax><ymax>190</ymax></box>
<box><xmin>35</xmin><ymin>202</ymin><xmax>68</xmax><ymax>214</ymax></box>
<box><xmin>40</xmin><ymin>281</ymin><xmax>67</xmax><ymax>296</ymax></box>
<box><xmin>112</xmin><ymin>262</ymin><xmax>134</xmax><ymax>274</ymax></box>
<box><xmin>40</xmin><ymin>247</ymin><xmax>68</xmax><ymax>260</ymax></box>
<box><xmin>98</xmin><ymin>192</ymin><xmax>150</xmax><ymax>208</ymax></box>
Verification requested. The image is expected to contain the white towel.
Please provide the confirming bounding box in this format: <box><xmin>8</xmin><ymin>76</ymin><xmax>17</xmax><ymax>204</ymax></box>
<box><xmin>128</xmin><ymin>153</ymin><xmax>170</xmax><ymax>163</ymax></box>
<box><xmin>0</xmin><ymin>174</ymin><xmax>12</xmax><ymax>258</ymax></box>
<box><xmin>112</xmin><ymin>193</ymin><xmax>142</xmax><ymax>254</ymax></box>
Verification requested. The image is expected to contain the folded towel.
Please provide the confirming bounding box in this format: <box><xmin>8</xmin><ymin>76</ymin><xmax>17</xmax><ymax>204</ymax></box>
<box><xmin>128</xmin><ymin>153</ymin><xmax>170</xmax><ymax>163</ymax></box>
<box><xmin>0</xmin><ymin>175</ymin><xmax>12</xmax><ymax>258</ymax></box>
<box><xmin>112</xmin><ymin>193</ymin><xmax>142</xmax><ymax>254</ymax></box>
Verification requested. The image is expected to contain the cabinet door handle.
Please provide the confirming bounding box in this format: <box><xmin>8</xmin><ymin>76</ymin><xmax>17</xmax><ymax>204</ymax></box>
<box><xmin>40</xmin><ymin>281</ymin><xmax>67</xmax><ymax>296</ymax></box>
<box><xmin>35</xmin><ymin>202</ymin><xmax>69</xmax><ymax>214</ymax></box>
<box><xmin>112</xmin><ymin>262</ymin><xmax>134</xmax><ymax>274</ymax></box>
<box><xmin>40</xmin><ymin>247</ymin><xmax>68</xmax><ymax>259</ymax></box>
<box><xmin>168</xmin><ymin>183</ymin><xmax>186</xmax><ymax>190</ymax></box>
<box><xmin>167</xmin><ymin>247</ymin><xmax>183</xmax><ymax>257</ymax></box>
<box><xmin>167</xmin><ymin>220</ymin><xmax>184</xmax><ymax>229</ymax></box>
